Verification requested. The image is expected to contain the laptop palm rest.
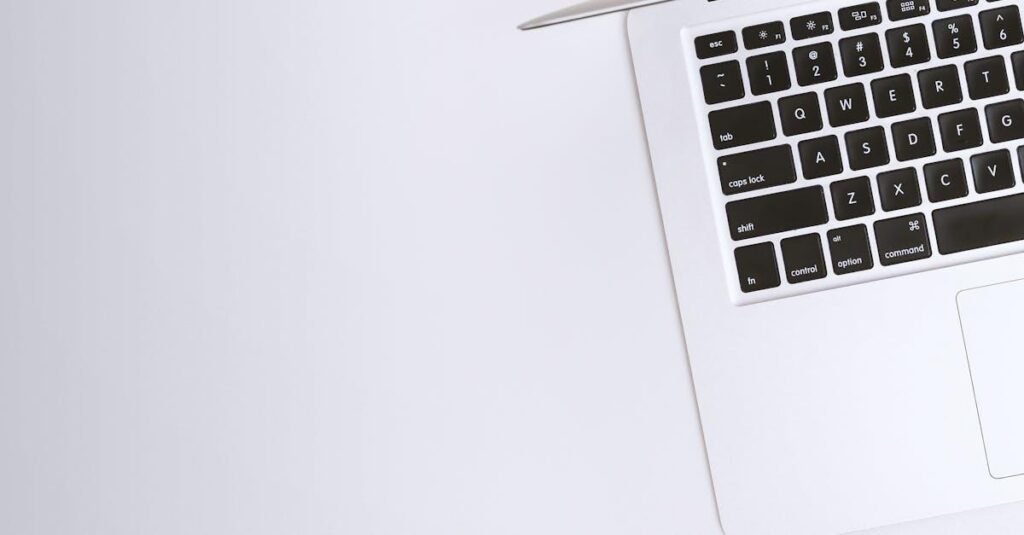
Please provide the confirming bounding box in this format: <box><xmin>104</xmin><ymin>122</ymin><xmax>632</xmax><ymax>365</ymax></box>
<box><xmin>958</xmin><ymin>280</ymin><xmax>1024</xmax><ymax>479</ymax></box>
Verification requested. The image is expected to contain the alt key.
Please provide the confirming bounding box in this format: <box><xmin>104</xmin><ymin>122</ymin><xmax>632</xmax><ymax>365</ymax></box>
<box><xmin>827</xmin><ymin>225</ymin><xmax>875</xmax><ymax>275</ymax></box>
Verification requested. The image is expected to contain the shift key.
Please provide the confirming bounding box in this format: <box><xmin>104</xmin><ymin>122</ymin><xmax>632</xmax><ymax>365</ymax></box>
<box><xmin>726</xmin><ymin>186</ymin><xmax>829</xmax><ymax>240</ymax></box>
<box><xmin>709</xmin><ymin>101</ymin><xmax>777</xmax><ymax>150</ymax></box>
<box><xmin>718</xmin><ymin>145</ymin><xmax>796</xmax><ymax>195</ymax></box>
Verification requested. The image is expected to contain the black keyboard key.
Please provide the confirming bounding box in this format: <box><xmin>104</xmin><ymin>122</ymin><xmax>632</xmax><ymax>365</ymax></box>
<box><xmin>781</xmin><ymin>234</ymin><xmax>828</xmax><ymax>284</ymax></box>
<box><xmin>839</xmin><ymin>34</ymin><xmax>885</xmax><ymax>77</ymax></box>
<box><xmin>799</xmin><ymin>135</ymin><xmax>844</xmax><ymax>178</ymax></box>
<box><xmin>924</xmin><ymin>158</ymin><xmax>969</xmax><ymax>202</ymax></box>
<box><xmin>700</xmin><ymin>61</ymin><xmax>745</xmax><ymax>105</ymax></box>
<box><xmin>886</xmin><ymin>24</ymin><xmax>931</xmax><ymax>68</ymax></box>
<box><xmin>979</xmin><ymin>6</ymin><xmax>1023</xmax><ymax>50</ymax></box>
<box><xmin>825</xmin><ymin>83</ymin><xmax>870</xmax><ymax>127</ymax></box>
<box><xmin>747</xmin><ymin>52</ymin><xmax>792</xmax><ymax>95</ymax></box>
<box><xmin>831</xmin><ymin>176</ymin><xmax>876</xmax><ymax>220</ymax></box>
<box><xmin>888</xmin><ymin>0</ymin><xmax>931</xmax><ymax>21</ymax></box>
<box><xmin>709</xmin><ymin>101</ymin><xmax>776</xmax><ymax>150</ymax></box>
<box><xmin>938</xmin><ymin>108</ymin><xmax>984</xmax><ymax>152</ymax></box>
<box><xmin>875</xmin><ymin>213</ymin><xmax>931</xmax><ymax>265</ymax></box>
<box><xmin>965</xmin><ymin>56</ymin><xmax>1009</xmax><ymax>100</ymax></box>
<box><xmin>878</xmin><ymin>168</ymin><xmax>922</xmax><ymax>211</ymax></box>
<box><xmin>717</xmin><ymin>145</ymin><xmax>797</xmax><ymax>195</ymax></box>
<box><xmin>695</xmin><ymin>31</ymin><xmax>739</xmax><ymax>59</ymax></box>
<box><xmin>933</xmin><ymin>16</ymin><xmax>978</xmax><ymax>58</ymax></box>
<box><xmin>1014</xmin><ymin>51</ymin><xmax>1024</xmax><ymax>90</ymax></box>
<box><xmin>779</xmin><ymin>93</ymin><xmax>824</xmax><ymax>136</ymax></box>
<box><xmin>986</xmin><ymin>99</ymin><xmax>1024</xmax><ymax>142</ymax></box>
<box><xmin>791</xmin><ymin>12</ymin><xmax>835</xmax><ymax>40</ymax></box>
<box><xmin>726</xmin><ymin>186</ymin><xmax>829</xmax><ymax>240</ymax></box>
<box><xmin>743</xmin><ymin>21</ymin><xmax>787</xmax><ymax>50</ymax></box>
<box><xmin>933</xmin><ymin>194</ymin><xmax>1024</xmax><ymax>254</ymax></box>
<box><xmin>871</xmin><ymin>74</ymin><xmax>916</xmax><ymax>117</ymax></box>
<box><xmin>735</xmin><ymin>243</ymin><xmax>781</xmax><ymax>293</ymax></box>
<box><xmin>937</xmin><ymin>0</ymin><xmax>978</xmax><ymax>10</ymax></box>
<box><xmin>839</xmin><ymin>3</ymin><xmax>883</xmax><ymax>30</ymax></box>
<box><xmin>845</xmin><ymin>126</ymin><xmax>890</xmax><ymax>170</ymax></box>
<box><xmin>892</xmin><ymin>118</ymin><xmax>936</xmax><ymax>161</ymax></box>
<box><xmin>971</xmin><ymin>149</ymin><xmax>1016</xmax><ymax>193</ymax></box>
<box><xmin>793</xmin><ymin>42</ymin><xmax>838</xmax><ymax>86</ymax></box>
<box><xmin>828</xmin><ymin>225</ymin><xmax>874</xmax><ymax>275</ymax></box>
<box><xmin>918</xmin><ymin>65</ymin><xmax>963</xmax><ymax>109</ymax></box>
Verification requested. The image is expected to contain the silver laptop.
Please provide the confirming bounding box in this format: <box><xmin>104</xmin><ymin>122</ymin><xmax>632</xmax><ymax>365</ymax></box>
<box><xmin>526</xmin><ymin>0</ymin><xmax>1024</xmax><ymax>532</ymax></box>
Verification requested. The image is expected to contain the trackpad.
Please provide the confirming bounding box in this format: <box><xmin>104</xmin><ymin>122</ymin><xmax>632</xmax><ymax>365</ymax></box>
<box><xmin>959</xmin><ymin>280</ymin><xmax>1024</xmax><ymax>479</ymax></box>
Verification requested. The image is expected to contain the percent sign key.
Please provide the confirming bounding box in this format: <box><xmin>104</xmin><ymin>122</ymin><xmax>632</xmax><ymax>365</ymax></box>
<box><xmin>936</xmin><ymin>15</ymin><xmax>977</xmax><ymax>58</ymax></box>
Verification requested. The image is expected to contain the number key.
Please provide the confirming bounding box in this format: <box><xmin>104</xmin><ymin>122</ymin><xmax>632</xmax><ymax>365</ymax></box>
<box><xmin>886</xmin><ymin>24</ymin><xmax>931</xmax><ymax>67</ymax></box>
<box><xmin>933</xmin><ymin>15</ymin><xmax>977</xmax><ymax>58</ymax></box>
<box><xmin>747</xmin><ymin>52</ymin><xmax>792</xmax><ymax>95</ymax></box>
<box><xmin>979</xmin><ymin>6</ymin><xmax>1024</xmax><ymax>50</ymax></box>
<box><xmin>839</xmin><ymin>34</ymin><xmax>885</xmax><ymax>77</ymax></box>
<box><xmin>793</xmin><ymin>42</ymin><xmax>838</xmax><ymax>86</ymax></box>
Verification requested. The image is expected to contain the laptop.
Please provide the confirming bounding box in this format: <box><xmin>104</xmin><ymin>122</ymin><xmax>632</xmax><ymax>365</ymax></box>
<box><xmin>525</xmin><ymin>0</ymin><xmax>1024</xmax><ymax>533</ymax></box>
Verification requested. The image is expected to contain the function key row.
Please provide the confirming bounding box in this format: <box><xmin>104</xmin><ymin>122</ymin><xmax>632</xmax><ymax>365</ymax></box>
<box><xmin>694</xmin><ymin>1</ymin><xmax>1019</xmax><ymax>60</ymax></box>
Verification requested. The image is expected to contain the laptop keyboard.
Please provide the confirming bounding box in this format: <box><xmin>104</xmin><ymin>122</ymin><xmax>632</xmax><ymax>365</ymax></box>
<box><xmin>688</xmin><ymin>0</ymin><xmax>1024</xmax><ymax>301</ymax></box>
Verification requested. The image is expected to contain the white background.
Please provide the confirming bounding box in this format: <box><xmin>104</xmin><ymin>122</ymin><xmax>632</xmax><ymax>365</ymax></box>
<box><xmin>1</xmin><ymin>0</ymin><xmax>1023</xmax><ymax>532</ymax></box>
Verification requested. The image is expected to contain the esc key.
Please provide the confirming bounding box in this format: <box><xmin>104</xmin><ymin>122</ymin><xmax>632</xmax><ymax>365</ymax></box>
<box><xmin>696</xmin><ymin>31</ymin><xmax>738</xmax><ymax>59</ymax></box>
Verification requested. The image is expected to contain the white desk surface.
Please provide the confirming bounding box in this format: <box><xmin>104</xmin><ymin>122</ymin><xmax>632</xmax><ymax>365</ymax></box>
<box><xmin>1</xmin><ymin>0</ymin><xmax>1021</xmax><ymax>533</ymax></box>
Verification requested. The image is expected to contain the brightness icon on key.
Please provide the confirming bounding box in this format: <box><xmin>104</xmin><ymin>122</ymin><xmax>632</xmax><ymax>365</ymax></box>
<box><xmin>806</xmin><ymin>20</ymin><xmax>817</xmax><ymax>31</ymax></box>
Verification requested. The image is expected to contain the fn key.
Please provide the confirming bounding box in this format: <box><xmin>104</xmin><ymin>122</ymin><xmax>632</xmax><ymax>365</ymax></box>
<box><xmin>735</xmin><ymin>243</ymin><xmax>781</xmax><ymax>293</ymax></box>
